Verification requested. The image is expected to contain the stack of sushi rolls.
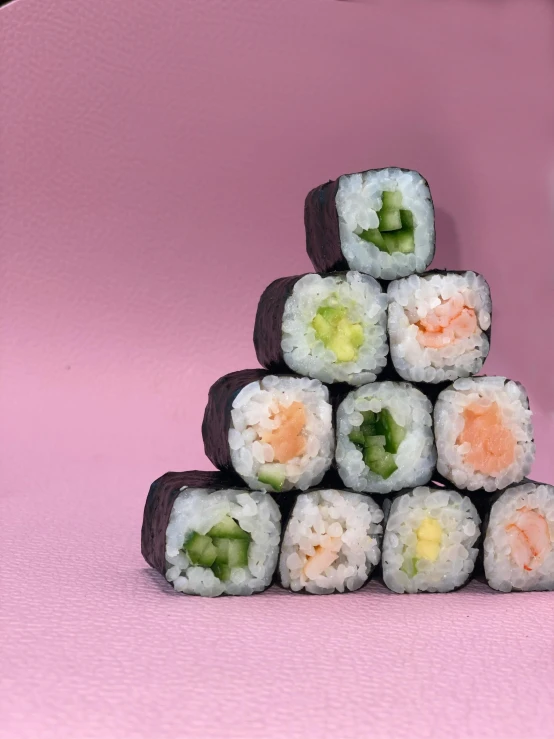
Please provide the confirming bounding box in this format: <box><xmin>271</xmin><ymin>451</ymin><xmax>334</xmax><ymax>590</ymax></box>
<box><xmin>142</xmin><ymin>164</ymin><xmax>553</xmax><ymax>597</ymax></box>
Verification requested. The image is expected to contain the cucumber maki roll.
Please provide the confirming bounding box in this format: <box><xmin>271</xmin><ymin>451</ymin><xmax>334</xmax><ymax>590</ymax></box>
<box><xmin>382</xmin><ymin>485</ymin><xmax>481</xmax><ymax>594</ymax></box>
<box><xmin>483</xmin><ymin>481</ymin><xmax>554</xmax><ymax>592</ymax></box>
<box><xmin>254</xmin><ymin>271</ymin><xmax>388</xmax><ymax>386</ymax></box>
<box><xmin>278</xmin><ymin>488</ymin><xmax>384</xmax><ymax>594</ymax></box>
<box><xmin>387</xmin><ymin>271</ymin><xmax>492</xmax><ymax>383</ymax></box>
<box><xmin>305</xmin><ymin>167</ymin><xmax>435</xmax><ymax>281</ymax></box>
<box><xmin>434</xmin><ymin>376</ymin><xmax>535</xmax><ymax>492</ymax></box>
<box><xmin>336</xmin><ymin>381</ymin><xmax>436</xmax><ymax>494</ymax></box>
<box><xmin>141</xmin><ymin>470</ymin><xmax>281</xmax><ymax>596</ymax></box>
<box><xmin>202</xmin><ymin>370</ymin><xmax>334</xmax><ymax>493</ymax></box>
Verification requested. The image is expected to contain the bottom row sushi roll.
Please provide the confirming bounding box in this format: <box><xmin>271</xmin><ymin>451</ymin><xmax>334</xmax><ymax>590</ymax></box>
<box><xmin>484</xmin><ymin>481</ymin><xmax>554</xmax><ymax>592</ymax></box>
<box><xmin>382</xmin><ymin>485</ymin><xmax>481</xmax><ymax>594</ymax></box>
<box><xmin>141</xmin><ymin>471</ymin><xmax>281</xmax><ymax>597</ymax></box>
<box><xmin>278</xmin><ymin>489</ymin><xmax>384</xmax><ymax>594</ymax></box>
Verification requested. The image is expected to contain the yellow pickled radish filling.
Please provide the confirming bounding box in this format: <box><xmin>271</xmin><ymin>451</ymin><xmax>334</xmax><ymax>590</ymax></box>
<box><xmin>311</xmin><ymin>302</ymin><xmax>364</xmax><ymax>363</ymax></box>
<box><xmin>415</xmin><ymin>517</ymin><xmax>443</xmax><ymax>562</ymax></box>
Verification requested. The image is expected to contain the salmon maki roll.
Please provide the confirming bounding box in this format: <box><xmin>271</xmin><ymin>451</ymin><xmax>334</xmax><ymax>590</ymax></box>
<box><xmin>434</xmin><ymin>376</ymin><xmax>535</xmax><ymax>492</ymax></box>
<box><xmin>141</xmin><ymin>471</ymin><xmax>281</xmax><ymax>597</ymax></box>
<box><xmin>278</xmin><ymin>488</ymin><xmax>384</xmax><ymax>594</ymax></box>
<box><xmin>202</xmin><ymin>370</ymin><xmax>334</xmax><ymax>493</ymax></box>
<box><xmin>387</xmin><ymin>271</ymin><xmax>492</xmax><ymax>383</ymax></box>
<box><xmin>382</xmin><ymin>485</ymin><xmax>481</xmax><ymax>593</ymax></box>
<box><xmin>305</xmin><ymin>167</ymin><xmax>435</xmax><ymax>280</ymax></box>
<box><xmin>483</xmin><ymin>482</ymin><xmax>554</xmax><ymax>592</ymax></box>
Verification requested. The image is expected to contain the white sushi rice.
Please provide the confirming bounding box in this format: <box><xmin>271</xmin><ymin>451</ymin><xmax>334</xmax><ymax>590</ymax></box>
<box><xmin>280</xmin><ymin>271</ymin><xmax>388</xmax><ymax>385</ymax></box>
<box><xmin>484</xmin><ymin>483</ymin><xmax>554</xmax><ymax>592</ymax></box>
<box><xmin>387</xmin><ymin>272</ymin><xmax>492</xmax><ymax>383</ymax></box>
<box><xmin>279</xmin><ymin>489</ymin><xmax>384</xmax><ymax>594</ymax></box>
<box><xmin>382</xmin><ymin>486</ymin><xmax>481</xmax><ymax>594</ymax></box>
<box><xmin>435</xmin><ymin>376</ymin><xmax>535</xmax><ymax>492</ymax></box>
<box><xmin>336</xmin><ymin>382</ymin><xmax>436</xmax><ymax>494</ymax></box>
<box><xmin>229</xmin><ymin>375</ymin><xmax>334</xmax><ymax>492</ymax></box>
<box><xmin>165</xmin><ymin>487</ymin><xmax>281</xmax><ymax>597</ymax></box>
<box><xmin>335</xmin><ymin>168</ymin><xmax>434</xmax><ymax>280</ymax></box>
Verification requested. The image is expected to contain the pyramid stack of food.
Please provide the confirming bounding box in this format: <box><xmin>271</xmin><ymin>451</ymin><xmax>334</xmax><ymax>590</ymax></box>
<box><xmin>141</xmin><ymin>167</ymin><xmax>553</xmax><ymax>596</ymax></box>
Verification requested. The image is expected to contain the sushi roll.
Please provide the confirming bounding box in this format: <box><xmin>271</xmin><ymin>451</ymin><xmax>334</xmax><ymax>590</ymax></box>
<box><xmin>382</xmin><ymin>485</ymin><xmax>481</xmax><ymax>594</ymax></box>
<box><xmin>141</xmin><ymin>471</ymin><xmax>281</xmax><ymax>597</ymax></box>
<box><xmin>278</xmin><ymin>488</ymin><xmax>384</xmax><ymax>594</ymax></box>
<box><xmin>435</xmin><ymin>376</ymin><xmax>535</xmax><ymax>492</ymax></box>
<box><xmin>305</xmin><ymin>167</ymin><xmax>435</xmax><ymax>281</ymax></box>
<box><xmin>335</xmin><ymin>381</ymin><xmax>436</xmax><ymax>494</ymax></box>
<box><xmin>253</xmin><ymin>271</ymin><xmax>388</xmax><ymax>385</ymax></box>
<box><xmin>387</xmin><ymin>271</ymin><xmax>492</xmax><ymax>383</ymax></box>
<box><xmin>202</xmin><ymin>370</ymin><xmax>334</xmax><ymax>493</ymax></box>
<box><xmin>483</xmin><ymin>481</ymin><xmax>554</xmax><ymax>592</ymax></box>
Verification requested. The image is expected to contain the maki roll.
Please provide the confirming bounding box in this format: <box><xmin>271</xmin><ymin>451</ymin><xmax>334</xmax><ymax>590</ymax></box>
<box><xmin>484</xmin><ymin>481</ymin><xmax>554</xmax><ymax>592</ymax></box>
<box><xmin>382</xmin><ymin>485</ymin><xmax>481</xmax><ymax>594</ymax></box>
<box><xmin>335</xmin><ymin>381</ymin><xmax>436</xmax><ymax>494</ymax></box>
<box><xmin>435</xmin><ymin>376</ymin><xmax>535</xmax><ymax>492</ymax></box>
<box><xmin>305</xmin><ymin>167</ymin><xmax>435</xmax><ymax>280</ymax></box>
<box><xmin>278</xmin><ymin>488</ymin><xmax>384</xmax><ymax>594</ymax></box>
<box><xmin>254</xmin><ymin>271</ymin><xmax>388</xmax><ymax>385</ymax></box>
<box><xmin>141</xmin><ymin>471</ymin><xmax>281</xmax><ymax>597</ymax></box>
<box><xmin>202</xmin><ymin>370</ymin><xmax>334</xmax><ymax>493</ymax></box>
<box><xmin>387</xmin><ymin>271</ymin><xmax>492</xmax><ymax>383</ymax></box>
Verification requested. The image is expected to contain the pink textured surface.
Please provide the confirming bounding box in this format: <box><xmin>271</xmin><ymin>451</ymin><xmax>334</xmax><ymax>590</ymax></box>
<box><xmin>1</xmin><ymin>1</ymin><xmax>554</xmax><ymax>738</ymax></box>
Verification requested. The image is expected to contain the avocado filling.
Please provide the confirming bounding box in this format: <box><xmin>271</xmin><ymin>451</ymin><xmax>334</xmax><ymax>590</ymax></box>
<box><xmin>400</xmin><ymin>517</ymin><xmax>443</xmax><ymax>577</ymax></box>
<box><xmin>348</xmin><ymin>408</ymin><xmax>406</xmax><ymax>479</ymax></box>
<box><xmin>357</xmin><ymin>190</ymin><xmax>415</xmax><ymax>255</ymax></box>
<box><xmin>183</xmin><ymin>515</ymin><xmax>251</xmax><ymax>581</ymax></box>
<box><xmin>311</xmin><ymin>298</ymin><xmax>364</xmax><ymax>363</ymax></box>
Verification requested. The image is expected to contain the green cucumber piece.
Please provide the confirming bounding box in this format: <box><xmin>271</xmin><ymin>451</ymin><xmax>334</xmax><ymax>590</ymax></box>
<box><xmin>208</xmin><ymin>515</ymin><xmax>250</xmax><ymax>540</ymax></box>
<box><xmin>185</xmin><ymin>532</ymin><xmax>218</xmax><ymax>567</ymax></box>
<box><xmin>401</xmin><ymin>556</ymin><xmax>418</xmax><ymax>578</ymax></box>
<box><xmin>381</xmin><ymin>190</ymin><xmax>403</xmax><ymax>209</ymax></box>
<box><xmin>363</xmin><ymin>445</ymin><xmax>398</xmax><ymax>479</ymax></box>
<box><xmin>379</xmin><ymin>408</ymin><xmax>406</xmax><ymax>454</ymax></box>
<box><xmin>358</xmin><ymin>228</ymin><xmax>387</xmax><ymax>252</ymax></box>
<box><xmin>399</xmin><ymin>209</ymin><xmax>414</xmax><ymax>229</ymax></box>
<box><xmin>364</xmin><ymin>434</ymin><xmax>386</xmax><ymax>448</ymax></box>
<box><xmin>395</xmin><ymin>230</ymin><xmax>415</xmax><ymax>254</ymax></box>
<box><xmin>348</xmin><ymin>428</ymin><xmax>366</xmax><ymax>447</ymax></box>
<box><xmin>378</xmin><ymin>208</ymin><xmax>402</xmax><ymax>232</ymax></box>
<box><xmin>258</xmin><ymin>463</ymin><xmax>286</xmax><ymax>492</ymax></box>
<box><xmin>227</xmin><ymin>539</ymin><xmax>250</xmax><ymax>568</ymax></box>
<box><xmin>212</xmin><ymin>538</ymin><xmax>231</xmax><ymax>564</ymax></box>
<box><xmin>212</xmin><ymin>562</ymin><xmax>231</xmax><ymax>581</ymax></box>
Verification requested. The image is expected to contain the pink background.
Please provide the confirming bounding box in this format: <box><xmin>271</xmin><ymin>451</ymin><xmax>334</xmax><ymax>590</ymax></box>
<box><xmin>2</xmin><ymin>1</ymin><xmax>554</xmax><ymax>738</ymax></box>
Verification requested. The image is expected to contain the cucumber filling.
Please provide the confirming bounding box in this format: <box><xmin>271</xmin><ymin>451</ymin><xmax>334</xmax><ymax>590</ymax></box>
<box><xmin>357</xmin><ymin>190</ymin><xmax>415</xmax><ymax>255</ymax></box>
<box><xmin>348</xmin><ymin>408</ymin><xmax>406</xmax><ymax>479</ymax></box>
<box><xmin>183</xmin><ymin>515</ymin><xmax>251</xmax><ymax>581</ymax></box>
<box><xmin>311</xmin><ymin>296</ymin><xmax>364</xmax><ymax>363</ymax></box>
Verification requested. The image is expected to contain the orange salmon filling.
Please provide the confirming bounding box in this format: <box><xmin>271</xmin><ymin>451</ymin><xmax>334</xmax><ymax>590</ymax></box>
<box><xmin>506</xmin><ymin>507</ymin><xmax>550</xmax><ymax>572</ymax></box>
<box><xmin>260</xmin><ymin>401</ymin><xmax>306</xmax><ymax>463</ymax></box>
<box><xmin>457</xmin><ymin>401</ymin><xmax>516</xmax><ymax>476</ymax></box>
<box><xmin>416</xmin><ymin>293</ymin><xmax>478</xmax><ymax>349</ymax></box>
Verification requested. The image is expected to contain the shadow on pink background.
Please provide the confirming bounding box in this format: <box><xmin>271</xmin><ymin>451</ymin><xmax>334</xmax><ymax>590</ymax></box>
<box><xmin>1</xmin><ymin>1</ymin><xmax>554</xmax><ymax>738</ymax></box>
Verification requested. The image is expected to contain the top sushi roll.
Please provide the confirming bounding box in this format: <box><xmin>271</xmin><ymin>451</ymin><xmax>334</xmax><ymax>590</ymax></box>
<box><xmin>305</xmin><ymin>167</ymin><xmax>435</xmax><ymax>281</ymax></box>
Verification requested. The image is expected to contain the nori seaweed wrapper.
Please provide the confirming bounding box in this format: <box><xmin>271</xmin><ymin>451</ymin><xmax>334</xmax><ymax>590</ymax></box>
<box><xmin>201</xmin><ymin>369</ymin><xmax>269</xmax><ymax>474</ymax></box>
<box><xmin>387</xmin><ymin>269</ymin><xmax>493</xmax><ymax>384</ymax></box>
<box><xmin>141</xmin><ymin>470</ymin><xmax>234</xmax><ymax>576</ymax></box>
<box><xmin>253</xmin><ymin>275</ymin><xmax>303</xmax><ymax>372</ymax></box>
<box><xmin>276</xmin><ymin>484</ymin><xmax>385</xmax><ymax>594</ymax></box>
<box><xmin>304</xmin><ymin>167</ymin><xmax>435</xmax><ymax>277</ymax></box>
